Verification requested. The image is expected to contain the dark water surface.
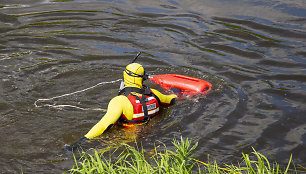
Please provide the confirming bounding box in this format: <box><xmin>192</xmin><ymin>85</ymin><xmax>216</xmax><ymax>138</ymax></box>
<box><xmin>1</xmin><ymin>0</ymin><xmax>306</xmax><ymax>173</ymax></box>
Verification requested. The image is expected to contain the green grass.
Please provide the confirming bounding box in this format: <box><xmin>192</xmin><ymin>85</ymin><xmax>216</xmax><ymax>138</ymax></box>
<box><xmin>66</xmin><ymin>137</ymin><xmax>297</xmax><ymax>174</ymax></box>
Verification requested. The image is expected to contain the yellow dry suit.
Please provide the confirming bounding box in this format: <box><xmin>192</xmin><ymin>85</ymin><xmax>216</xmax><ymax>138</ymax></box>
<box><xmin>84</xmin><ymin>63</ymin><xmax>177</xmax><ymax>139</ymax></box>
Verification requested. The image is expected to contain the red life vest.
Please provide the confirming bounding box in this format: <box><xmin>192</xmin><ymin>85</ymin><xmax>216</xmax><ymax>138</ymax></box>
<box><xmin>119</xmin><ymin>87</ymin><xmax>160</xmax><ymax>126</ymax></box>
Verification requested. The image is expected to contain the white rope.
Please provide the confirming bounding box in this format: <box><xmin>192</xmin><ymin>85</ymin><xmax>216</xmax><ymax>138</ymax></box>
<box><xmin>34</xmin><ymin>79</ymin><xmax>122</xmax><ymax>111</ymax></box>
<box><xmin>39</xmin><ymin>104</ymin><xmax>107</xmax><ymax>111</ymax></box>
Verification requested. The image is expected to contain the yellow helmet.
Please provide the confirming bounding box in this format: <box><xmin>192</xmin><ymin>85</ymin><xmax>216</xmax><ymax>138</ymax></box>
<box><xmin>123</xmin><ymin>63</ymin><xmax>147</xmax><ymax>88</ymax></box>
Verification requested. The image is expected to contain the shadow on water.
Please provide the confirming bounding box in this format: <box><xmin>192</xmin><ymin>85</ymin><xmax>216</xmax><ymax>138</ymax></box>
<box><xmin>0</xmin><ymin>0</ymin><xmax>306</xmax><ymax>173</ymax></box>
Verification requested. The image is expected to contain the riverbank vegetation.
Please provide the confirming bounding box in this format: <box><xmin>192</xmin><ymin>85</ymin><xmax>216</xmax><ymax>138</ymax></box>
<box><xmin>66</xmin><ymin>137</ymin><xmax>296</xmax><ymax>174</ymax></box>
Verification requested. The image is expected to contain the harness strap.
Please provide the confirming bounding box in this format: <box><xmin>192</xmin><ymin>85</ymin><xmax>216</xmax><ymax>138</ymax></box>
<box><xmin>118</xmin><ymin>87</ymin><xmax>160</xmax><ymax>124</ymax></box>
<box><xmin>120</xmin><ymin>94</ymin><xmax>150</xmax><ymax>124</ymax></box>
<box><xmin>135</xmin><ymin>94</ymin><xmax>149</xmax><ymax>121</ymax></box>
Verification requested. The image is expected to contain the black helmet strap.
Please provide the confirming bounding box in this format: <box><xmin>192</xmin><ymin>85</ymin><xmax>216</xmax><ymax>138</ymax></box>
<box><xmin>125</xmin><ymin>69</ymin><xmax>148</xmax><ymax>80</ymax></box>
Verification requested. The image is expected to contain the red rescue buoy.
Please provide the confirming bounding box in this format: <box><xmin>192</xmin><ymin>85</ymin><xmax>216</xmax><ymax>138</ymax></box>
<box><xmin>150</xmin><ymin>74</ymin><xmax>212</xmax><ymax>96</ymax></box>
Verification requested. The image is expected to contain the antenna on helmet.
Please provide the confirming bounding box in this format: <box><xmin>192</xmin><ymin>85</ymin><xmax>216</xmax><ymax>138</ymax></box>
<box><xmin>131</xmin><ymin>52</ymin><xmax>141</xmax><ymax>63</ymax></box>
<box><xmin>119</xmin><ymin>52</ymin><xmax>142</xmax><ymax>91</ymax></box>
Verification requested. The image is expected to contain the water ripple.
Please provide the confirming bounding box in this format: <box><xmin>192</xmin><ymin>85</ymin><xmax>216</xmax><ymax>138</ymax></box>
<box><xmin>1</xmin><ymin>0</ymin><xmax>306</xmax><ymax>173</ymax></box>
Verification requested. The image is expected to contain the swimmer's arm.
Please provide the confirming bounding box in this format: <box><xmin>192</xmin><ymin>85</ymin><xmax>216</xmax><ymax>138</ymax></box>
<box><xmin>66</xmin><ymin>96</ymin><xmax>124</xmax><ymax>151</ymax></box>
<box><xmin>151</xmin><ymin>88</ymin><xmax>177</xmax><ymax>105</ymax></box>
<box><xmin>84</xmin><ymin>96</ymin><xmax>124</xmax><ymax>139</ymax></box>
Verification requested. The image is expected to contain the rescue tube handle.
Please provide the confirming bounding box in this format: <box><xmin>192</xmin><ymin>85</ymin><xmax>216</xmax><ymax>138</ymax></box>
<box><xmin>173</xmin><ymin>74</ymin><xmax>201</xmax><ymax>82</ymax></box>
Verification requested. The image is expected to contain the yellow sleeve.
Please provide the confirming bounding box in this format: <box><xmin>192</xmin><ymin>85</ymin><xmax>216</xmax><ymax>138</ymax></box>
<box><xmin>151</xmin><ymin>88</ymin><xmax>177</xmax><ymax>105</ymax></box>
<box><xmin>84</xmin><ymin>96</ymin><xmax>125</xmax><ymax>139</ymax></box>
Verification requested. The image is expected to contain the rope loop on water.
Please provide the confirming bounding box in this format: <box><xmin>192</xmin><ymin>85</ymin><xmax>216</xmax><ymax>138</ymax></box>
<box><xmin>34</xmin><ymin>79</ymin><xmax>122</xmax><ymax>111</ymax></box>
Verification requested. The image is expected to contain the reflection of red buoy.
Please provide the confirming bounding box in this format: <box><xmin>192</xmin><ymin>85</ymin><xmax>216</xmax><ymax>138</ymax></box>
<box><xmin>150</xmin><ymin>74</ymin><xmax>212</xmax><ymax>96</ymax></box>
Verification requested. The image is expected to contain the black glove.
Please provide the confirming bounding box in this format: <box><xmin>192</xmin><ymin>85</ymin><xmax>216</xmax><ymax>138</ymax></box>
<box><xmin>64</xmin><ymin>136</ymin><xmax>89</xmax><ymax>152</ymax></box>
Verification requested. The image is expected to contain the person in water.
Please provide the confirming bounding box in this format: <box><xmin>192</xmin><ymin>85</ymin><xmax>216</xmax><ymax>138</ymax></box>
<box><xmin>68</xmin><ymin>63</ymin><xmax>177</xmax><ymax>151</ymax></box>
